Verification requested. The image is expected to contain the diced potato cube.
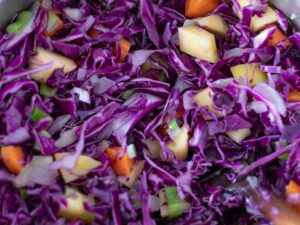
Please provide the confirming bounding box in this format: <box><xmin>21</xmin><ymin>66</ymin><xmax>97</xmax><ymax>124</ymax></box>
<box><xmin>250</xmin><ymin>7</ymin><xmax>277</xmax><ymax>32</ymax></box>
<box><xmin>167</xmin><ymin>126</ymin><xmax>189</xmax><ymax>160</ymax></box>
<box><xmin>230</xmin><ymin>63</ymin><xmax>267</xmax><ymax>87</ymax></box>
<box><xmin>235</xmin><ymin>0</ymin><xmax>277</xmax><ymax>32</ymax></box>
<box><xmin>193</xmin><ymin>14</ymin><xmax>229</xmax><ymax>37</ymax></box>
<box><xmin>159</xmin><ymin>190</ymin><xmax>169</xmax><ymax>218</ymax></box>
<box><xmin>226</xmin><ymin>128</ymin><xmax>251</xmax><ymax>143</ymax></box>
<box><xmin>118</xmin><ymin>161</ymin><xmax>145</xmax><ymax>188</ymax></box>
<box><xmin>30</xmin><ymin>48</ymin><xmax>77</xmax><ymax>82</ymax></box>
<box><xmin>178</xmin><ymin>25</ymin><xmax>219</xmax><ymax>63</ymax></box>
<box><xmin>55</xmin><ymin>153</ymin><xmax>101</xmax><ymax>183</ymax></box>
<box><xmin>145</xmin><ymin>139</ymin><xmax>161</xmax><ymax>159</ymax></box>
<box><xmin>194</xmin><ymin>87</ymin><xmax>223</xmax><ymax>119</ymax></box>
<box><xmin>59</xmin><ymin>188</ymin><xmax>95</xmax><ymax>223</ymax></box>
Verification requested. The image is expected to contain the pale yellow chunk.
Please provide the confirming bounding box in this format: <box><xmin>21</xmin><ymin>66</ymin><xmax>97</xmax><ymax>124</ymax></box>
<box><xmin>178</xmin><ymin>25</ymin><xmax>219</xmax><ymax>63</ymax></box>
<box><xmin>194</xmin><ymin>87</ymin><xmax>223</xmax><ymax>119</ymax></box>
<box><xmin>235</xmin><ymin>0</ymin><xmax>277</xmax><ymax>32</ymax></box>
<box><xmin>230</xmin><ymin>63</ymin><xmax>267</xmax><ymax>87</ymax></box>
<box><xmin>59</xmin><ymin>188</ymin><xmax>95</xmax><ymax>223</ymax></box>
<box><xmin>118</xmin><ymin>161</ymin><xmax>145</xmax><ymax>188</ymax></box>
<box><xmin>167</xmin><ymin>126</ymin><xmax>189</xmax><ymax>161</ymax></box>
<box><xmin>145</xmin><ymin>139</ymin><xmax>161</xmax><ymax>159</ymax></box>
<box><xmin>30</xmin><ymin>48</ymin><xmax>77</xmax><ymax>82</ymax></box>
<box><xmin>193</xmin><ymin>14</ymin><xmax>229</xmax><ymax>37</ymax></box>
<box><xmin>226</xmin><ymin>128</ymin><xmax>251</xmax><ymax>143</ymax></box>
<box><xmin>159</xmin><ymin>190</ymin><xmax>169</xmax><ymax>218</ymax></box>
<box><xmin>55</xmin><ymin>153</ymin><xmax>101</xmax><ymax>183</ymax></box>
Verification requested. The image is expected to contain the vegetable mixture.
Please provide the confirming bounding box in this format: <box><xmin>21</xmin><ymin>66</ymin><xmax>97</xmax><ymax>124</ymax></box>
<box><xmin>0</xmin><ymin>0</ymin><xmax>300</xmax><ymax>224</ymax></box>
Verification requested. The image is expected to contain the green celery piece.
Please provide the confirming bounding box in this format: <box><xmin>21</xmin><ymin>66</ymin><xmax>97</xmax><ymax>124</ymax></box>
<box><xmin>279</xmin><ymin>152</ymin><xmax>289</xmax><ymax>160</ymax></box>
<box><xmin>40</xmin><ymin>130</ymin><xmax>51</xmax><ymax>138</ymax></box>
<box><xmin>123</xmin><ymin>90</ymin><xmax>134</xmax><ymax>99</ymax></box>
<box><xmin>6</xmin><ymin>23</ymin><xmax>23</xmax><ymax>34</ymax></box>
<box><xmin>18</xmin><ymin>11</ymin><xmax>32</xmax><ymax>23</ymax></box>
<box><xmin>275</xmin><ymin>139</ymin><xmax>288</xmax><ymax>160</ymax></box>
<box><xmin>127</xmin><ymin>144</ymin><xmax>136</xmax><ymax>158</ymax></box>
<box><xmin>34</xmin><ymin>130</ymin><xmax>51</xmax><ymax>151</ymax></box>
<box><xmin>40</xmin><ymin>83</ymin><xmax>57</xmax><ymax>97</ymax></box>
<box><xmin>31</xmin><ymin>108</ymin><xmax>48</xmax><ymax>122</ymax></box>
<box><xmin>20</xmin><ymin>189</ymin><xmax>28</xmax><ymax>200</ymax></box>
<box><xmin>6</xmin><ymin>11</ymin><xmax>32</xmax><ymax>34</ymax></box>
<box><xmin>165</xmin><ymin>186</ymin><xmax>182</xmax><ymax>219</ymax></box>
<box><xmin>34</xmin><ymin>141</ymin><xmax>41</xmax><ymax>152</ymax></box>
<box><xmin>133</xmin><ymin>199</ymin><xmax>141</xmax><ymax>208</ymax></box>
<box><xmin>168</xmin><ymin>119</ymin><xmax>179</xmax><ymax>132</ymax></box>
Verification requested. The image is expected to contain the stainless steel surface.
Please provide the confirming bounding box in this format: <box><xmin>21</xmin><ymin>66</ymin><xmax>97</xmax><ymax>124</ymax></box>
<box><xmin>270</xmin><ymin>0</ymin><xmax>300</xmax><ymax>31</ymax></box>
<box><xmin>0</xmin><ymin>0</ymin><xmax>36</xmax><ymax>30</ymax></box>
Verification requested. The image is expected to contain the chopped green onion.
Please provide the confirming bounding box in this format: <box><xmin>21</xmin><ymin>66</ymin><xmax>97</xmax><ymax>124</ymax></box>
<box><xmin>20</xmin><ymin>189</ymin><xmax>28</xmax><ymax>200</ymax></box>
<box><xmin>31</xmin><ymin>108</ymin><xmax>48</xmax><ymax>122</ymax></box>
<box><xmin>40</xmin><ymin>130</ymin><xmax>51</xmax><ymax>138</ymax></box>
<box><xmin>6</xmin><ymin>23</ymin><xmax>23</xmax><ymax>34</ymax></box>
<box><xmin>18</xmin><ymin>11</ymin><xmax>32</xmax><ymax>22</ymax></box>
<box><xmin>158</xmin><ymin>72</ymin><xmax>165</xmax><ymax>81</ymax></box>
<box><xmin>279</xmin><ymin>152</ymin><xmax>289</xmax><ymax>160</ymax></box>
<box><xmin>133</xmin><ymin>199</ymin><xmax>141</xmax><ymax>208</ymax></box>
<box><xmin>127</xmin><ymin>144</ymin><xmax>137</xmax><ymax>159</ymax></box>
<box><xmin>100</xmin><ymin>140</ymin><xmax>109</xmax><ymax>150</ymax></box>
<box><xmin>34</xmin><ymin>141</ymin><xmax>41</xmax><ymax>152</ymax></box>
<box><xmin>6</xmin><ymin>11</ymin><xmax>32</xmax><ymax>34</ymax></box>
<box><xmin>164</xmin><ymin>186</ymin><xmax>183</xmax><ymax>219</ymax></box>
<box><xmin>168</xmin><ymin>119</ymin><xmax>179</xmax><ymax>132</ymax></box>
<box><xmin>123</xmin><ymin>90</ymin><xmax>134</xmax><ymax>99</ymax></box>
<box><xmin>40</xmin><ymin>83</ymin><xmax>57</xmax><ymax>97</ymax></box>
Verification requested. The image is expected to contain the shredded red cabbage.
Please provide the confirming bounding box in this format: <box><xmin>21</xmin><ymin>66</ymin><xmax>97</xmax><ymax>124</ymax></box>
<box><xmin>0</xmin><ymin>0</ymin><xmax>300</xmax><ymax>224</ymax></box>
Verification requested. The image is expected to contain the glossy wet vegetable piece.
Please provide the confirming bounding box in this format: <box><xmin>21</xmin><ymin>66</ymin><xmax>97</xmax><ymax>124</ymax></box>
<box><xmin>6</xmin><ymin>11</ymin><xmax>32</xmax><ymax>34</ymax></box>
<box><xmin>44</xmin><ymin>11</ymin><xmax>63</xmax><ymax>37</ymax></box>
<box><xmin>159</xmin><ymin>187</ymin><xmax>190</xmax><ymax>219</ymax></box>
<box><xmin>31</xmin><ymin>108</ymin><xmax>48</xmax><ymax>122</ymax></box>
<box><xmin>1</xmin><ymin>146</ymin><xmax>24</xmax><ymax>174</ymax></box>
<box><xmin>286</xmin><ymin>180</ymin><xmax>300</xmax><ymax>213</ymax></box>
<box><xmin>185</xmin><ymin>0</ymin><xmax>220</xmax><ymax>18</ymax></box>
<box><xmin>55</xmin><ymin>153</ymin><xmax>102</xmax><ymax>183</ymax></box>
<box><xmin>30</xmin><ymin>48</ymin><xmax>77</xmax><ymax>82</ymax></box>
<box><xmin>106</xmin><ymin>147</ymin><xmax>134</xmax><ymax>176</ymax></box>
<box><xmin>267</xmin><ymin>25</ymin><xmax>291</xmax><ymax>48</ymax></box>
<box><xmin>113</xmin><ymin>39</ymin><xmax>131</xmax><ymax>62</ymax></box>
<box><xmin>234</xmin><ymin>0</ymin><xmax>278</xmax><ymax>32</ymax></box>
<box><xmin>193</xmin><ymin>14</ymin><xmax>229</xmax><ymax>37</ymax></box>
<box><xmin>178</xmin><ymin>25</ymin><xmax>219</xmax><ymax>63</ymax></box>
<box><xmin>230</xmin><ymin>64</ymin><xmax>268</xmax><ymax>87</ymax></box>
<box><xmin>59</xmin><ymin>188</ymin><xmax>96</xmax><ymax>223</ymax></box>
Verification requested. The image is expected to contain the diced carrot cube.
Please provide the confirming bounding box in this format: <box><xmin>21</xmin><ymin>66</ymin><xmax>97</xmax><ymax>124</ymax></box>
<box><xmin>1</xmin><ymin>146</ymin><xmax>24</xmax><ymax>174</ymax></box>
<box><xmin>185</xmin><ymin>0</ymin><xmax>220</xmax><ymax>18</ymax></box>
<box><xmin>288</xmin><ymin>90</ymin><xmax>300</xmax><ymax>102</ymax></box>
<box><xmin>267</xmin><ymin>25</ymin><xmax>290</xmax><ymax>49</ymax></box>
<box><xmin>113</xmin><ymin>39</ymin><xmax>131</xmax><ymax>62</ymax></box>
<box><xmin>106</xmin><ymin>147</ymin><xmax>134</xmax><ymax>176</ymax></box>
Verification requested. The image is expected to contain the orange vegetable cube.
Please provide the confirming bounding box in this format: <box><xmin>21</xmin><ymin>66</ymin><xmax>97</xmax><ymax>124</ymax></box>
<box><xmin>288</xmin><ymin>90</ymin><xmax>300</xmax><ymax>102</ymax></box>
<box><xmin>113</xmin><ymin>39</ymin><xmax>131</xmax><ymax>62</ymax></box>
<box><xmin>267</xmin><ymin>25</ymin><xmax>290</xmax><ymax>49</ymax></box>
<box><xmin>185</xmin><ymin>0</ymin><xmax>220</xmax><ymax>18</ymax></box>
<box><xmin>1</xmin><ymin>146</ymin><xmax>24</xmax><ymax>174</ymax></box>
<box><xmin>286</xmin><ymin>180</ymin><xmax>300</xmax><ymax>213</ymax></box>
<box><xmin>106</xmin><ymin>147</ymin><xmax>134</xmax><ymax>176</ymax></box>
